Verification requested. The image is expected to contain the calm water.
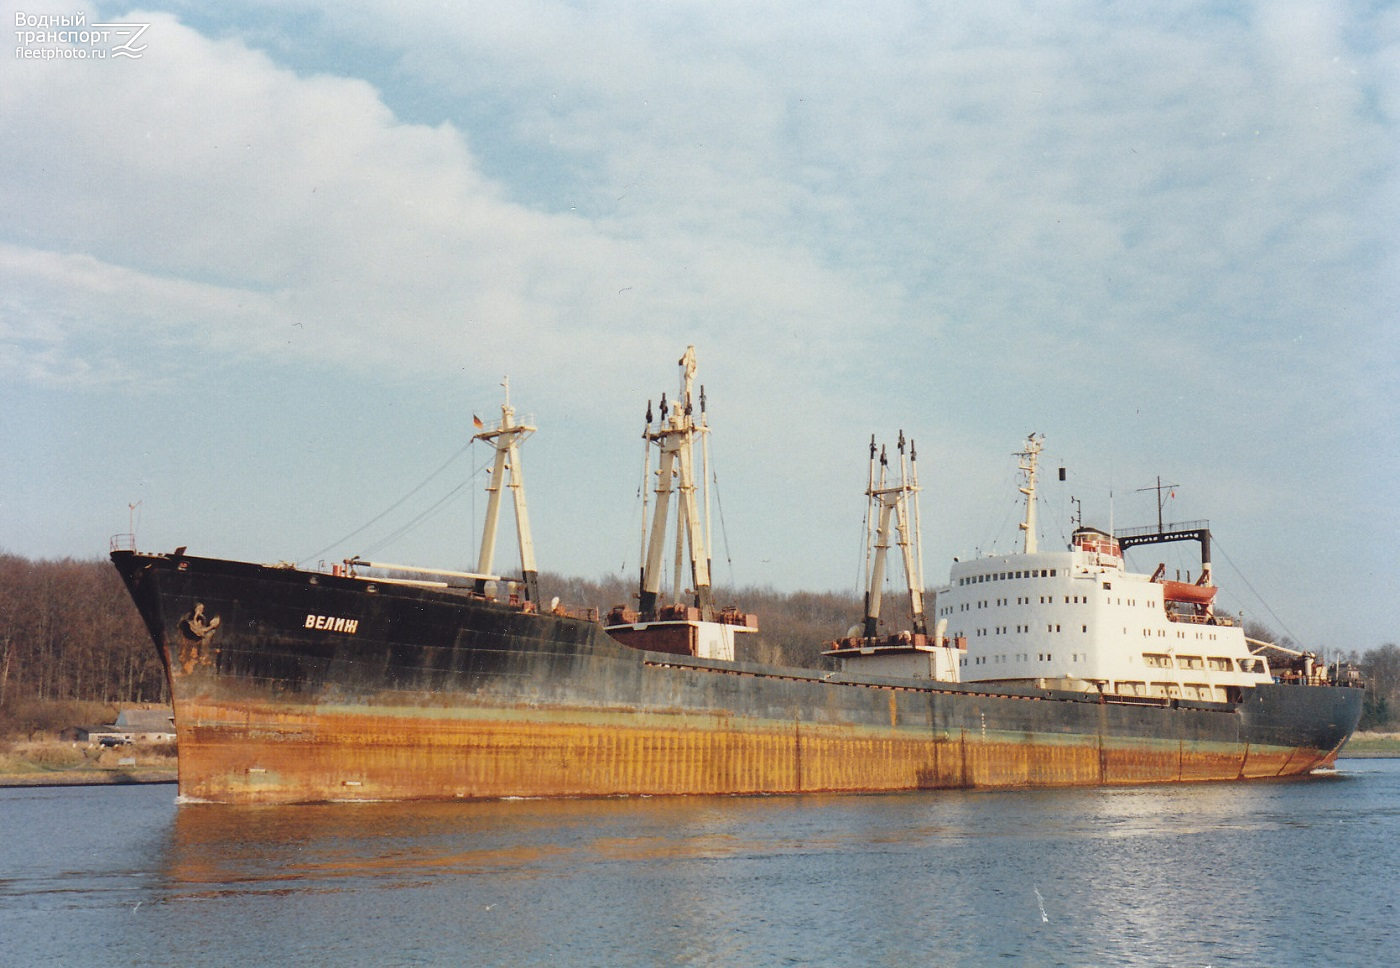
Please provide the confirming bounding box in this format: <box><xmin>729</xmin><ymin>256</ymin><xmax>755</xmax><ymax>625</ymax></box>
<box><xmin>2</xmin><ymin>762</ymin><xmax>1397</xmax><ymax>968</ymax></box>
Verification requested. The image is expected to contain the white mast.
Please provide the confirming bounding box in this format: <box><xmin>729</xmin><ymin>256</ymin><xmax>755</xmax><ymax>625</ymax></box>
<box><xmin>908</xmin><ymin>437</ymin><xmax>926</xmax><ymax>604</ymax></box>
<box><xmin>860</xmin><ymin>435</ymin><xmax>879</xmax><ymax>631</ymax></box>
<box><xmin>675</xmin><ymin>347</ymin><xmax>709</xmax><ymax>606</ymax></box>
<box><xmin>700</xmin><ymin>384</ymin><xmax>713</xmax><ymax>584</ymax></box>
<box><xmin>637</xmin><ymin>346</ymin><xmax>712</xmax><ymax>617</ymax></box>
<box><xmin>638</xmin><ymin>400</ymin><xmax>654</xmax><ymax>585</ymax></box>
<box><xmin>473</xmin><ymin>378</ymin><xmax>539</xmax><ymax>603</ymax></box>
<box><xmin>1017</xmin><ymin>433</ymin><xmax>1043</xmax><ymax>555</ymax></box>
<box><xmin>862</xmin><ymin>432</ymin><xmax>927</xmax><ymax>638</ymax></box>
<box><xmin>895</xmin><ymin>433</ymin><xmax>927</xmax><ymax>635</ymax></box>
<box><xmin>638</xmin><ymin>393</ymin><xmax>676</xmax><ymax>616</ymax></box>
<box><xmin>864</xmin><ymin>443</ymin><xmax>892</xmax><ymax>637</ymax></box>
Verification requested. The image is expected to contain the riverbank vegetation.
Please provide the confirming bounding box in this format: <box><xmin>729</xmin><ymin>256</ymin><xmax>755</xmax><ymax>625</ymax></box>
<box><xmin>0</xmin><ymin>737</ymin><xmax>177</xmax><ymax>774</ymax></box>
<box><xmin>0</xmin><ymin>555</ymin><xmax>166</xmax><ymax>737</ymax></box>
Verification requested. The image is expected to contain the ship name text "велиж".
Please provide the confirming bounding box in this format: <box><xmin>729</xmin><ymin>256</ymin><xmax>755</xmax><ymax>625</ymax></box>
<box><xmin>305</xmin><ymin>614</ymin><xmax>359</xmax><ymax>634</ymax></box>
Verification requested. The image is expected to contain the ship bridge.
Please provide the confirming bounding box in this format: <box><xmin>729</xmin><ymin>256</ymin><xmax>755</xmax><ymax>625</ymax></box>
<box><xmin>931</xmin><ymin>439</ymin><xmax>1269</xmax><ymax>702</ymax></box>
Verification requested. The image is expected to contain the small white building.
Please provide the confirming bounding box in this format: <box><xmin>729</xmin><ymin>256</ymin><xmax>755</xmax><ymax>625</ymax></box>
<box><xmin>65</xmin><ymin>708</ymin><xmax>176</xmax><ymax>746</ymax></box>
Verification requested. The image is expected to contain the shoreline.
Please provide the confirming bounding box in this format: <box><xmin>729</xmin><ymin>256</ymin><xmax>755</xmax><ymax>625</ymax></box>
<box><xmin>1337</xmin><ymin>751</ymin><xmax>1400</xmax><ymax>759</ymax></box>
<box><xmin>0</xmin><ymin>769</ymin><xmax>177</xmax><ymax>788</ymax></box>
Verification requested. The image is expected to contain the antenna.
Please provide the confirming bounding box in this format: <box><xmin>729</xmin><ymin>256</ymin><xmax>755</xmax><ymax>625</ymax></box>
<box><xmin>1134</xmin><ymin>476</ymin><xmax>1179</xmax><ymax>534</ymax></box>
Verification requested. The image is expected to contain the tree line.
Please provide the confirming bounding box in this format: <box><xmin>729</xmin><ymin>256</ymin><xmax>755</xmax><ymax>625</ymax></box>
<box><xmin>542</xmin><ymin>571</ymin><xmax>863</xmax><ymax>670</ymax></box>
<box><xmin>1</xmin><ymin>552</ymin><xmax>1396</xmax><ymax>735</ymax></box>
<box><xmin>1351</xmin><ymin>642</ymin><xmax>1400</xmax><ymax>730</ymax></box>
<box><xmin>0</xmin><ymin>554</ymin><xmax>168</xmax><ymax>735</ymax></box>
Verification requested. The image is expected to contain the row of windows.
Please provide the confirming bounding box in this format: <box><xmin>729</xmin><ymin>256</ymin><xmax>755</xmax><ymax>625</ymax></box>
<box><xmin>1135</xmin><ymin>628</ymin><xmax>1221</xmax><ymax>640</ymax></box>
<box><xmin>960</xmin><ymin>594</ymin><xmax>1092</xmax><ymax>612</ymax></box>
<box><xmin>958</xmin><ymin>568</ymin><xmax>1058</xmax><ymax>586</ymax></box>
<box><xmin>962</xmin><ymin>624</ymin><xmax>1085</xmax><ymax>638</ymax></box>
<box><xmin>1115</xmin><ymin>681</ymin><xmax>1230</xmax><ymax>701</ymax></box>
<box><xmin>957</xmin><ymin>594</ymin><xmax>1158</xmax><ymax>614</ymax></box>
<box><xmin>960</xmin><ymin>652</ymin><xmax>1088</xmax><ymax>667</ymax></box>
<box><xmin>1104</xmin><ymin>597</ymin><xmax>1157</xmax><ymax>608</ymax></box>
<box><xmin>1141</xmin><ymin>652</ymin><xmax>1256</xmax><ymax>672</ymax></box>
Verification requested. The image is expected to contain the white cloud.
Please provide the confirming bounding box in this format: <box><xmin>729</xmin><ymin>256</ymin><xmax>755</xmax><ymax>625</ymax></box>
<box><xmin>1</xmin><ymin>0</ymin><xmax>1395</xmax><ymax>647</ymax></box>
<box><xmin>2</xmin><ymin>5</ymin><xmax>923</xmax><ymax>405</ymax></box>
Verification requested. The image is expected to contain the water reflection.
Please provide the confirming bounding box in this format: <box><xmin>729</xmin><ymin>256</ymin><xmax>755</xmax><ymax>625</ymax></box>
<box><xmin>48</xmin><ymin>768</ymin><xmax>1373</xmax><ymax>967</ymax></box>
<box><xmin>164</xmin><ymin>794</ymin><xmax>864</xmax><ymax>891</ymax></box>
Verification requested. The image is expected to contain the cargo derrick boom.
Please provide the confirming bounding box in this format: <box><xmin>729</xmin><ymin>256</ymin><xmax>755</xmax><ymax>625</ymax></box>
<box><xmin>607</xmin><ymin>346</ymin><xmax>756</xmax><ymax>662</ymax></box>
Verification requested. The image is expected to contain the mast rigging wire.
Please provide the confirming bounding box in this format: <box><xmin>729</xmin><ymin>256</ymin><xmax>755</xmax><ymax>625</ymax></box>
<box><xmin>1212</xmin><ymin>538</ymin><xmax>1304</xmax><ymax>646</ymax></box>
<box><xmin>710</xmin><ymin>468</ymin><xmax>735</xmax><ymax>588</ymax></box>
<box><xmin>299</xmin><ymin>439</ymin><xmax>476</xmax><ymax>566</ymax></box>
<box><xmin>361</xmin><ymin>473</ymin><xmax>478</xmax><ymax>558</ymax></box>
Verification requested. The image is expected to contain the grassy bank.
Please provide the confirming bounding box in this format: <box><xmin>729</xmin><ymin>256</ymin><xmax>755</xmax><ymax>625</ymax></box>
<box><xmin>0</xmin><ymin>738</ymin><xmax>177</xmax><ymax>786</ymax></box>
<box><xmin>1338</xmin><ymin>731</ymin><xmax>1400</xmax><ymax>758</ymax></box>
<box><xmin>1339</xmin><ymin>731</ymin><xmax>1400</xmax><ymax>757</ymax></box>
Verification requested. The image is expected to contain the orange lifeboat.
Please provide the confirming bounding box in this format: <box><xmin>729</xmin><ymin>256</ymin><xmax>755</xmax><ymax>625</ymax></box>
<box><xmin>1160</xmin><ymin>580</ymin><xmax>1217</xmax><ymax>604</ymax></box>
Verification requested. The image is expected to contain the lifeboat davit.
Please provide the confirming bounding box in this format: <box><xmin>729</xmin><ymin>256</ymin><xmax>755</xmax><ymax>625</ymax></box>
<box><xmin>1159</xmin><ymin>580</ymin><xmax>1217</xmax><ymax>604</ymax></box>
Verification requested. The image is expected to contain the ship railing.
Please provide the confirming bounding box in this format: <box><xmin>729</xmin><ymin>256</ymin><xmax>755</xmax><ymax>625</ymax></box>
<box><xmin>1114</xmin><ymin>519</ymin><xmax>1211</xmax><ymax>540</ymax></box>
<box><xmin>1164</xmin><ymin>612</ymin><xmax>1239</xmax><ymax>628</ymax></box>
<box><xmin>605</xmin><ymin>604</ymin><xmax>758</xmax><ymax>628</ymax></box>
<box><xmin>109</xmin><ymin>533</ymin><xmax>136</xmax><ymax>553</ymax></box>
<box><xmin>1274</xmin><ymin>671</ymin><xmax>1335</xmax><ymax>687</ymax></box>
<box><xmin>553</xmin><ymin>605</ymin><xmax>600</xmax><ymax>622</ymax></box>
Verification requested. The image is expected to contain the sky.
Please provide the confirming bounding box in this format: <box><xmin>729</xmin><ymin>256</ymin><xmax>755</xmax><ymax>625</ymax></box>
<box><xmin>2</xmin><ymin>1</ymin><xmax>1395</xmax><ymax>655</ymax></box>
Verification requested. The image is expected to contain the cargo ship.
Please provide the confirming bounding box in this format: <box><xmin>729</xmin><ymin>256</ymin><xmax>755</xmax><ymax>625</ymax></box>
<box><xmin>111</xmin><ymin>351</ymin><xmax>1362</xmax><ymax>804</ymax></box>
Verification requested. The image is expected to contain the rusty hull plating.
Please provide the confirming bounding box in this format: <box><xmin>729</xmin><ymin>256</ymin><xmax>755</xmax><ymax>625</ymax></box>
<box><xmin>112</xmin><ymin>548</ymin><xmax>1361</xmax><ymax>805</ymax></box>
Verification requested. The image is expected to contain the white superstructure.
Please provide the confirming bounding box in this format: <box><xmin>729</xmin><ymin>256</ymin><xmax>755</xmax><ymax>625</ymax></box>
<box><xmin>934</xmin><ymin>435</ymin><xmax>1272</xmax><ymax>701</ymax></box>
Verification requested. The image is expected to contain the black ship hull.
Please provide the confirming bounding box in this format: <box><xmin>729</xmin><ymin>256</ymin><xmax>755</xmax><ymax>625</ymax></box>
<box><xmin>112</xmin><ymin>549</ymin><xmax>1363</xmax><ymax>804</ymax></box>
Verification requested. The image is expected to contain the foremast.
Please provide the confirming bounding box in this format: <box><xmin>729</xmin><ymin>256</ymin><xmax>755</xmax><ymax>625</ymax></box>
<box><xmin>472</xmin><ymin>380</ymin><xmax>539</xmax><ymax>604</ymax></box>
